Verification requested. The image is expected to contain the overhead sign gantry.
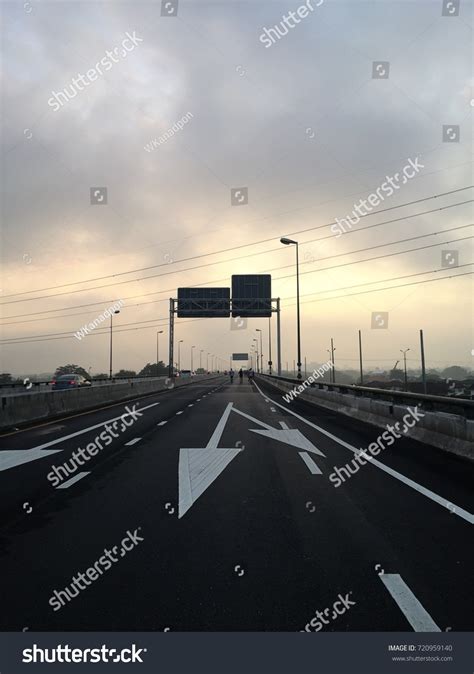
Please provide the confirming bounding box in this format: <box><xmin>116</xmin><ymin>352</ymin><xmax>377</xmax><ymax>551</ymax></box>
<box><xmin>168</xmin><ymin>275</ymin><xmax>281</xmax><ymax>377</ymax></box>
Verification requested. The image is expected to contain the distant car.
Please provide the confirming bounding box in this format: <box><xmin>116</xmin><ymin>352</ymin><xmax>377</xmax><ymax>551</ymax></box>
<box><xmin>52</xmin><ymin>374</ymin><xmax>91</xmax><ymax>390</ymax></box>
<box><xmin>179</xmin><ymin>370</ymin><xmax>193</xmax><ymax>379</ymax></box>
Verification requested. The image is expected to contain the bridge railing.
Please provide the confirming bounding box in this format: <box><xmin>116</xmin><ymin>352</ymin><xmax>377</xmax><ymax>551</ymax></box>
<box><xmin>256</xmin><ymin>373</ymin><xmax>474</xmax><ymax>419</ymax></box>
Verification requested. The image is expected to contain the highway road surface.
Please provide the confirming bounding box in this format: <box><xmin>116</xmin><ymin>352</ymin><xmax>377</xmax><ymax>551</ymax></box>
<box><xmin>0</xmin><ymin>376</ymin><xmax>472</xmax><ymax>632</ymax></box>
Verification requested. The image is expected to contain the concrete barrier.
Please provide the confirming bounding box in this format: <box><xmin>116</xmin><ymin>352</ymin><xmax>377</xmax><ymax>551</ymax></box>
<box><xmin>0</xmin><ymin>375</ymin><xmax>223</xmax><ymax>430</ymax></box>
<box><xmin>257</xmin><ymin>375</ymin><xmax>474</xmax><ymax>461</ymax></box>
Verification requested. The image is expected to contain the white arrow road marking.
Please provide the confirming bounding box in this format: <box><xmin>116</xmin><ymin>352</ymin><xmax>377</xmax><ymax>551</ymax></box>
<box><xmin>0</xmin><ymin>447</ymin><xmax>63</xmax><ymax>472</ymax></box>
<box><xmin>178</xmin><ymin>403</ymin><xmax>243</xmax><ymax>519</ymax></box>
<box><xmin>231</xmin><ymin>406</ymin><xmax>325</xmax><ymax>457</ymax></box>
<box><xmin>253</xmin><ymin>381</ymin><xmax>474</xmax><ymax>525</ymax></box>
<box><xmin>0</xmin><ymin>401</ymin><xmax>161</xmax><ymax>473</ymax></box>
<box><xmin>56</xmin><ymin>471</ymin><xmax>90</xmax><ymax>489</ymax></box>
<box><xmin>299</xmin><ymin>452</ymin><xmax>322</xmax><ymax>475</ymax></box>
<box><xmin>379</xmin><ymin>574</ymin><xmax>441</xmax><ymax>632</ymax></box>
<box><xmin>0</xmin><ymin>400</ymin><xmax>162</xmax><ymax>474</ymax></box>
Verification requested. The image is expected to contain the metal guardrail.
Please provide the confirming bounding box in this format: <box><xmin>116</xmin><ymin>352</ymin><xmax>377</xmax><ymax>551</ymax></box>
<box><xmin>0</xmin><ymin>375</ymin><xmax>168</xmax><ymax>389</ymax></box>
<box><xmin>257</xmin><ymin>374</ymin><xmax>474</xmax><ymax>419</ymax></box>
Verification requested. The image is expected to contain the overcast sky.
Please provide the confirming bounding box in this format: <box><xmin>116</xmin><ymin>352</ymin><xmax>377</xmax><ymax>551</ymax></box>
<box><xmin>1</xmin><ymin>0</ymin><xmax>473</xmax><ymax>375</ymax></box>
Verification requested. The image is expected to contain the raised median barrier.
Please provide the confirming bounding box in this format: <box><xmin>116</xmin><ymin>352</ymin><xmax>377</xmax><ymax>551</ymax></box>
<box><xmin>0</xmin><ymin>375</ymin><xmax>223</xmax><ymax>431</ymax></box>
<box><xmin>256</xmin><ymin>374</ymin><xmax>474</xmax><ymax>461</ymax></box>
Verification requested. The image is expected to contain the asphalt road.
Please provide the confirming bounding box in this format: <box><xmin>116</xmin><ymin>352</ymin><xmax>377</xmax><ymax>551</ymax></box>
<box><xmin>0</xmin><ymin>376</ymin><xmax>472</xmax><ymax>632</ymax></box>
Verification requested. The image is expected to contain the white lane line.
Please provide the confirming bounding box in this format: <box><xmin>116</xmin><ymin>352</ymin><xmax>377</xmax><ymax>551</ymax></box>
<box><xmin>188</xmin><ymin>404</ymin><xmax>194</xmax><ymax>407</ymax></box>
<box><xmin>176</xmin><ymin>411</ymin><xmax>183</xmax><ymax>415</ymax></box>
<box><xmin>299</xmin><ymin>451</ymin><xmax>322</xmax><ymax>474</ymax></box>
<box><xmin>253</xmin><ymin>381</ymin><xmax>474</xmax><ymax>525</ymax></box>
<box><xmin>379</xmin><ymin>574</ymin><xmax>441</xmax><ymax>632</ymax></box>
<box><xmin>270</xmin><ymin>407</ymin><xmax>276</xmax><ymax>412</ymax></box>
<box><xmin>56</xmin><ymin>471</ymin><xmax>90</xmax><ymax>489</ymax></box>
<box><xmin>197</xmin><ymin>398</ymin><xmax>201</xmax><ymax>401</ymax></box>
<box><xmin>279</xmin><ymin>422</ymin><xmax>289</xmax><ymax>429</ymax></box>
<box><xmin>157</xmin><ymin>421</ymin><xmax>168</xmax><ymax>426</ymax></box>
<box><xmin>125</xmin><ymin>438</ymin><xmax>141</xmax><ymax>446</ymax></box>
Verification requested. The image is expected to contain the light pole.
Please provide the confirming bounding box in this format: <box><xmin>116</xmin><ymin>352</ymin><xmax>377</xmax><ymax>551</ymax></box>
<box><xmin>401</xmin><ymin>348</ymin><xmax>410</xmax><ymax>391</ymax></box>
<box><xmin>207</xmin><ymin>352</ymin><xmax>210</xmax><ymax>372</ymax></box>
<box><xmin>253</xmin><ymin>338</ymin><xmax>259</xmax><ymax>373</ymax></box>
<box><xmin>256</xmin><ymin>328</ymin><xmax>263</xmax><ymax>375</ymax></box>
<box><xmin>191</xmin><ymin>345</ymin><xmax>195</xmax><ymax>373</ymax></box>
<box><xmin>327</xmin><ymin>339</ymin><xmax>336</xmax><ymax>383</ymax></box>
<box><xmin>281</xmin><ymin>237</ymin><xmax>302</xmax><ymax>379</ymax></box>
<box><xmin>156</xmin><ymin>330</ymin><xmax>164</xmax><ymax>371</ymax></box>
<box><xmin>200</xmin><ymin>349</ymin><xmax>203</xmax><ymax>371</ymax></box>
<box><xmin>109</xmin><ymin>309</ymin><xmax>120</xmax><ymax>379</ymax></box>
<box><xmin>268</xmin><ymin>317</ymin><xmax>272</xmax><ymax>375</ymax></box>
<box><xmin>178</xmin><ymin>340</ymin><xmax>183</xmax><ymax>372</ymax></box>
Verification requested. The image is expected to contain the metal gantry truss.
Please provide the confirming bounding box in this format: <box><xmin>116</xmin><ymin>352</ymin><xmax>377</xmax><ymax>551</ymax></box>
<box><xmin>168</xmin><ymin>298</ymin><xmax>281</xmax><ymax>377</ymax></box>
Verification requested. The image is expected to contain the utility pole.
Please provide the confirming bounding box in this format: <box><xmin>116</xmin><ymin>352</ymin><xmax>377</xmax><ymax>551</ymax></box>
<box><xmin>420</xmin><ymin>329</ymin><xmax>427</xmax><ymax>394</ymax></box>
<box><xmin>400</xmin><ymin>348</ymin><xmax>410</xmax><ymax>392</ymax></box>
<box><xmin>331</xmin><ymin>338</ymin><xmax>335</xmax><ymax>383</ymax></box>
<box><xmin>256</xmin><ymin>329</ymin><xmax>263</xmax><ymax>375</ymax></box>
<box><xmin>268</xmin><ymin>316</ymin><xmax>273</xmax><ymax>375</ymax></box>
<box><xmin>156</xmin><ymin>330</ymin><xmax>164</xmax><ymax>371</ymax></box>
<box><xmin>304</xmin><ymin>357</ymin><xmax>307</xmax><ymax>378</ymax></box>
<box><xmin>178</xmin><ymin>340</ymin><xmax>183</xmax><ymax>372</ymax></box>
<box><xmin>358</xmin><ymin>330</ymin><xmax>363</xmax><ymax>385</ymax></box>
<box><xmin>109</xmin><ymin>309</ymin><xmax>120</xmax><ymax>379</ymax></box>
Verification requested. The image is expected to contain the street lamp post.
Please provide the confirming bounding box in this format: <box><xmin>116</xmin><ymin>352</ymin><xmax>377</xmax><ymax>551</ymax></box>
<box><xmin>200</xmin><ymin>349</ymin><xmax>203</xmax><ymax>371</ymax></box>
<box><xmin>156</xmin><ymin>330</ymin><xmax>164</xmax><ymax>371</ymax></box>
<box><xmin>401</xmin><ymin>348</ymin><xmax>410</xmax><ymax>391</ymax></box>
<box><xmin>280</xmin><ymin>238</ymin><xmax>302</xmax><ymax>379</ymax></box>
<box><xmin>256</xmin><ymin>329</ymin><xmax>263</xmax><ymax>375</ymax></box>
<box><xmin>178</xmin><ymin>340</ymin><xmax>183</xmax><ymax>372</ymax></box>
<box><xmin>268</xmin><ymin>317</ymin><xmax>272</xmax><ymax>375</ymax></box>
<box><xmin>253</xmin><ymin>338</ymin><xmax>259</xmax><ymax>373</ymax></box>
<box><xmin>191</xmin><ymin>345</ymin><xmax>195</xmax><ymax>373</ymax></box>
<box><xmin>109</xmin><ymin>309</ymin><xmax>120</xmax><ymax>379</ymax></box>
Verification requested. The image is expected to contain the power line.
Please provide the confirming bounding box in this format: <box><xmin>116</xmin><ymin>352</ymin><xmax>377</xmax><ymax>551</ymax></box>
<box><xmin>2</xmin><ymin>223</ymin><xmax>472</xmax><ymax>325</ymax></box>
<box><xmin>283</xmin><ymin>271</ymin><xmax>473</xmax><ymax>306</ymax></box>
<box><xmin>275</xmin><ymin>235</ymin><xmax>474</xmax><ymax>282</ymax></box>
<box><xmin>1</xmin><ymin>201</ymin><xmax>472</xmax><ymax>306</ymax></box>
<box><xmin>2</xmin><ymin>270</ymin><xmax>471</xmax><ymax>346</ymax></box>
<box><xmin>1</xmin><ymin>187</ymin><xmax>472</xmax><ymax>301</ymax></box>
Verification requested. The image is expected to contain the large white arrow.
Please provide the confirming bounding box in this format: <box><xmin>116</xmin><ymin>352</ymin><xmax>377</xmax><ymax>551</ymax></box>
<box><xmin>231</xmin><ymin>407</ymin><xmax>325</xmax><ymax>457</ymax></box>
<box><xmin>178</xmin><ymin>403</ymin><xmax>243</xmax><ymax>519</ymax></box>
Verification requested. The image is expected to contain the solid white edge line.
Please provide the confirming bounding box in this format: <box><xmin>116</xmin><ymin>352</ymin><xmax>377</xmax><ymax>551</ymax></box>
<box><xmin>56</xmin><ymin>471</ymin><xmax>90</xmax><ymax>489</ymax></box>
<box><xmin>253</xmin><ymin>381</ymin><xmax>474</xmax><ymax>525</ymax></box>
<box><xmin>380</xmin><ymin>574</ymin><xmax>441</xmax><ymax>632</ymax></box>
